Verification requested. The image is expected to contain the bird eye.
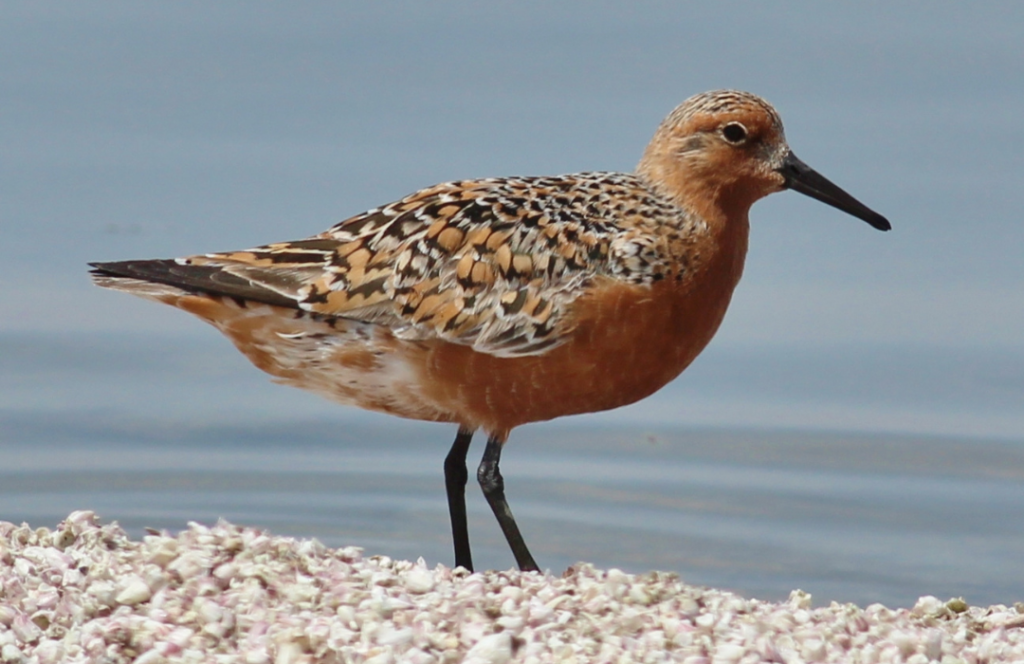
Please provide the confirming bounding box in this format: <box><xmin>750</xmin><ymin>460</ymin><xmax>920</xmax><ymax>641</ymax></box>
<box><xmin>721</xmin><ymin>122</ymin><xmax>748</xmax><ymax>144</ymax></box>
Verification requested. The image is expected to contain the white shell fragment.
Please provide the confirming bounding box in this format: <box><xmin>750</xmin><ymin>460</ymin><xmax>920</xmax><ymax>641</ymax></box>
<box><xmin>402</xmin><ymin>566</ymin><xmax>436</xmax><ymax>594</ymax></box>
<box><xmin>0</xmin><ymin>512</ymin><xmax>1022</xmax><ymax>663</ymax></box>
<box><xmin>114</xmin><ymin>575</ymin><xmax>152</xmax><ymax>606</ymax></box>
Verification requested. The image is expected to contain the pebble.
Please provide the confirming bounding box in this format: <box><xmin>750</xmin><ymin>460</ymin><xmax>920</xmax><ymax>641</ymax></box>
<box><xmin>0</xmin><ymin>512</ymin><xmax>1021</xmax><ymax>663</ymax></box>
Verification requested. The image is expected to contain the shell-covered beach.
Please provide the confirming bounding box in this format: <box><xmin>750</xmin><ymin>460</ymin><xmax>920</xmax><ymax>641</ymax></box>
<box><xmin>1</xmin><ymin>512</ymin><xmax>1021</xmax><ymax>664</ymax></box>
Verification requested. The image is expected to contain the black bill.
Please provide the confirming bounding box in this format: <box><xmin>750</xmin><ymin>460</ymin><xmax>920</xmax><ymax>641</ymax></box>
<box><xmin>777</xmin><ymin>152</ymin><xmax>891</xmax><ymax>231</ymax></box>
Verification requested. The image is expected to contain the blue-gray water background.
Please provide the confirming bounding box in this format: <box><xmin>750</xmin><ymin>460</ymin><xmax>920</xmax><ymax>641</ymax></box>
<box><xmin>2</xmin><ymin>3</ymin><xmax>1022</xmax><ymax>609</ymax></box>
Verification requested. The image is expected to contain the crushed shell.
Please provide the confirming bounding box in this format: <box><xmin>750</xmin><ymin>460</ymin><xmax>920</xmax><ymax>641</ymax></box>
<box><xmin>1</xmin><ymin>512</ymin><xmax>1022</xmax><ymax>663</ymax></box>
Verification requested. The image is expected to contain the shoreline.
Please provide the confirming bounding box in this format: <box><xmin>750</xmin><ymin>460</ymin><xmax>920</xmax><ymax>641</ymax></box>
<box><xmin>1</xmin><ymin>512</ymin><xmax>1022</xmax><ymax>663</ymax></box>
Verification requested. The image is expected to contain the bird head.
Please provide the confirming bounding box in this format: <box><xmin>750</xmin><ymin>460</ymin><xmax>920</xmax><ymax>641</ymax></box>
<box><xmin>638</xmin><ymin>90</ymin><xmax>890</xmax><ymax>231</ymax></box>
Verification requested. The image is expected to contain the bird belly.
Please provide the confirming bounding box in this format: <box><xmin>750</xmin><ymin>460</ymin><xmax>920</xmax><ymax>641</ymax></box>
<box><xmin>132</xmin><ymin>287</ymin><xmax>460</xmax><ymax>423</ymax></box>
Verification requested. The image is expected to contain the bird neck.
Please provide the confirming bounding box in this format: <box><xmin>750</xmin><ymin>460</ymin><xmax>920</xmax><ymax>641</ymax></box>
<box><xmin>636</xmin><ymin>155</ymin><xmax>752</xmax><ymax>254</ymax></box>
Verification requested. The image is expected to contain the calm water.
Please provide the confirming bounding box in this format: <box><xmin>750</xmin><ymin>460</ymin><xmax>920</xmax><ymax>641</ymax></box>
<box><xmin>3</xmin><ymin>332</ymin><xmax>1023</xmax><ymax>609</ymax></box>
<box><xmin>2</xmin><ymin>3</ymin><xmax>1024</xmax><ymax>612</ymax></box>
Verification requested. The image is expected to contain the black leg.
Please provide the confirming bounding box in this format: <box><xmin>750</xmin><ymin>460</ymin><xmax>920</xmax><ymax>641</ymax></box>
<box><xmin>477</xmin><ymin>433</ymin><xmax>539</xmax><ymax>572</ymax></box>
<box><xmin>444</xmin><ymin>427</ymin><xmax>475</xmax><ymax>571</ymax></box>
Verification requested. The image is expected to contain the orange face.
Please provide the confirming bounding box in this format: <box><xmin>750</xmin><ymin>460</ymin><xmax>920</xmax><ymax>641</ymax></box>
<box><xmin>639</xmin><ymin>90</ymin><xmax>889</xmax><ymax>231</ymax></box>
<box><xmin>676</xmin><ymin>109</ymin><xmax>790</xmax><ymax>205</ymax></box>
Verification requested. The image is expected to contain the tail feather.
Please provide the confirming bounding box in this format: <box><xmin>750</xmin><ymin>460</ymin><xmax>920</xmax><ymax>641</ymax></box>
<box><xmin>89</xmin><ymin>259</ymin><xmax>299</xmax><ymax>309</ymax></box>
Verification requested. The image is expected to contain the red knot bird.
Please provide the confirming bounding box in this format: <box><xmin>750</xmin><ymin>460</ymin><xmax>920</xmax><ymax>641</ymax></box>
<box><xmin>91</xmin><ymin>90</ymin><xmax>889</xmax><ymax>572</ymax></box>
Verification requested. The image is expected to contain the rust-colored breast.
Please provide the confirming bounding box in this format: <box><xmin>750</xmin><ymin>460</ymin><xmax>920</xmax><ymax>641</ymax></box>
<box><xmin>416</xmin><ymin>220</ymin><xmax>749</xmax><ymax>435</ymax></box>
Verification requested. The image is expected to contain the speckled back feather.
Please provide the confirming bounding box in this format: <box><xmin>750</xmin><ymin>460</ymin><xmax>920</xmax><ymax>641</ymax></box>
<box><xmin>186</xmin><ymin>172</ymin><xmax>705</xmax><ymax>356</ymax></box>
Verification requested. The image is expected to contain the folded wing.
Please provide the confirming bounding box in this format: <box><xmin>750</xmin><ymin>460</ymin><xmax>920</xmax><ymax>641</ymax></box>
<box><xmin>93</xmin><ymin>174</ymin><xmax>681</xmax><ymax>357</ymax></box>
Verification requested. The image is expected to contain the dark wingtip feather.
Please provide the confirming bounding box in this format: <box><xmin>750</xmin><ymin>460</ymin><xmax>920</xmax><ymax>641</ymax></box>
<box><xmin>88</xmin><ymin>259</ymin><xmax>299</xmax><ymax>309</ymax></box>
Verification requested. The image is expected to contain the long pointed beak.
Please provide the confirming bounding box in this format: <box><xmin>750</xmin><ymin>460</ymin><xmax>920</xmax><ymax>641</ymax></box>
<box><xmin>777</xmin><ymin>152</ymin><xmax>891</xmax><ymax>231</ymax></box>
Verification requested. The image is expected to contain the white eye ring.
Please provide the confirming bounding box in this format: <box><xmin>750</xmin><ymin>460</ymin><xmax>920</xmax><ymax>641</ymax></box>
<box><xmin>721</xmin><ymin>122</ymin><xmax>748</xmax><ymax>144</ymax></box>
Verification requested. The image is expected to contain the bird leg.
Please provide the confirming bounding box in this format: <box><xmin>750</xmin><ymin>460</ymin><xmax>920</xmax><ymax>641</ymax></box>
<box><xmin>444</xmin><ymin>427</ymin><xmax>475</xmax><ymax>571</ymax></box>
<box><xmin>477</xmin><ymin>433</ymin><xmax>540</xmax><ymax>572</ymax></box>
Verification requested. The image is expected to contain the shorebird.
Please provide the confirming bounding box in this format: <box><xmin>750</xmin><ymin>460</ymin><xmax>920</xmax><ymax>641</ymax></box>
<box><xmin>91</xmin><ymin>90</ymin><xmax>889</xmax><ymax>573</ymax></box>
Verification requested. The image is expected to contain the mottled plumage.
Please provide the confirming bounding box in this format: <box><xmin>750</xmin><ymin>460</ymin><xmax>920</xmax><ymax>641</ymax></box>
<box><xmin>180</xmin><ymin>173</ymin><xmax>704</xmax><ymax>357</ymax></box>
<box><xmin>91</xmin><ymin>90</ymin><xmax>889</xmax><ymax>572</ymax></box>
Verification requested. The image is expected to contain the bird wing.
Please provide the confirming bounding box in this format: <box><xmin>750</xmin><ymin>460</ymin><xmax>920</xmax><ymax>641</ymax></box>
<box><xmin>174</xmin><ymin>174</ymin><xmax>680</xmax><ymax>357</ymax></box>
